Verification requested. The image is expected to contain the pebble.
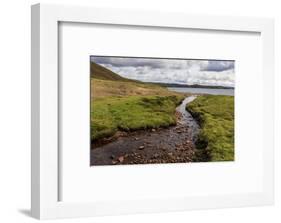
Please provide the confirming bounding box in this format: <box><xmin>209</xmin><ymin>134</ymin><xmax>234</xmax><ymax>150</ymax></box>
<box><xmin>118</xmin><ymin>156</ymin><xmax>124</xmax><ymax>163</ymax></box>
<box><xmin>153</xmin><ymin>153</ymin><xmax>159</xmax><ymax>159</ymax></box>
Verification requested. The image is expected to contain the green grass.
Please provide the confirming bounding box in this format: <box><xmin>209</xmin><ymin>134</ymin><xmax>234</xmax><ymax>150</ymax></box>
<box><xmin>186</xmin><ymin>95</ymin><xmax>234</xmax><ymax>161</ymax></box>
<box><xmin>91</xmin><ymin>95</ymin><xmax>184</xmax><ymax>141</ymax></box>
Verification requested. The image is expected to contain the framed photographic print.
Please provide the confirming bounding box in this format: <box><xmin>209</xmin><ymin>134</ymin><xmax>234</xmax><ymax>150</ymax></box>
<box><xmin>90</xmin><ymin>56</ymin><xmax>235</xmax><ymax>165</ymax></box>
<box><xmin>31</xmin><ymin>4</ymin><xmax>274</xmax><ymax>219</ymax></box>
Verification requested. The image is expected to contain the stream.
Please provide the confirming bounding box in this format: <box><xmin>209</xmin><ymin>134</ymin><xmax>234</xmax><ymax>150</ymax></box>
<box><xmin>176</xmin><ymin>95</ymin><xmax>200</xmax><ymax>141</ymax></box>
<box><xmin>91</xmin><ymin>96</ymin><xmax>200</xmax><ymax>166</ymax></box>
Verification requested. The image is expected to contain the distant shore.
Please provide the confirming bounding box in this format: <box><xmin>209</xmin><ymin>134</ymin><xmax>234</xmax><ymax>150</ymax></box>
<box><xmin>145</xmin><ymin>82</ymin><xmax>234</xmax><ymax>89</ymax></box>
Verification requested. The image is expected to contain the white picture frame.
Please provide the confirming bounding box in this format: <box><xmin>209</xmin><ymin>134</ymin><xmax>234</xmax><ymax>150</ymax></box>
<box><xmin>31</xmin><ymin>3</ymin><xmax>274</xmax><ymax>220</ymax></box>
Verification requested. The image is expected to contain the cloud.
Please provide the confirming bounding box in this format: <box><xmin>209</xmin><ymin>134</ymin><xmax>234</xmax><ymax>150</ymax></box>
<box><xmin>91</xmin><ymin>57</ymin><xmax>165</xmax><ymax>68</ymax></box>
<box><xmin>91</xmin><ymin>56</ymin><xmax>235</xmax><ymax>87</ymax></box>
<box><xmin>201</xmin><ymin>61</ymin><xmax>234</xmax><ymax>72</ymax></box>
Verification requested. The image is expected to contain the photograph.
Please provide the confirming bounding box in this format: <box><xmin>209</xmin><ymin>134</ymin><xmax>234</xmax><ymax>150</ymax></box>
<box><xmin>90</xmin><ymin>56</ymin><xmax>235</xmax><ymax>166</ymax></box>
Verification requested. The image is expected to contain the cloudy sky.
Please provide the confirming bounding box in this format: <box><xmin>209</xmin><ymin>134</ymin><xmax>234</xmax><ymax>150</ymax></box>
<box><xmin>90</xmin><ymin>56</ymin><xmax>235</xmax><ymax>87</ymax></box>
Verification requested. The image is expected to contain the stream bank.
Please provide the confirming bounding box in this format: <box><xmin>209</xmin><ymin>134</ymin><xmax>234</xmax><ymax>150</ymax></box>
<box><xmin>90</xmin><ymin>96</ymin><xmax>200</xmax><ymax>165</ymax></box>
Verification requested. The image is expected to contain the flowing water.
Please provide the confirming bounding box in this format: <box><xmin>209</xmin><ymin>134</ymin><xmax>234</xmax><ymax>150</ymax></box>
<box><xmin>176</xmin><ymin>96</ymin><xmax>200</xmax><ymax>141</ymax></box>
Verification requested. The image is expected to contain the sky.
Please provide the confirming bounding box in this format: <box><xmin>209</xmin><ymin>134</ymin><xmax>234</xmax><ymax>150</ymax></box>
<box><xmin>90</xmin><ymin>56</ymin><xmax>235</xmax><ymax>87</ymax></box>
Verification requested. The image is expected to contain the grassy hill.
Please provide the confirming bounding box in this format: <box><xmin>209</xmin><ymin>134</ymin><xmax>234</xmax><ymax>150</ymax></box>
<box><xmin>91</xmin><ymin>62</ymin><xmax>135</xmax><ymax>82</ymax></box>
<box><xmin>90</xmin><ymin>62</ymin><xmax>182</xmax><ymax>98</ymax></box>
<box><xmin>90</xmin><ymin>62</ymin><xmax>184</xmax><ymax>141</ymax></box>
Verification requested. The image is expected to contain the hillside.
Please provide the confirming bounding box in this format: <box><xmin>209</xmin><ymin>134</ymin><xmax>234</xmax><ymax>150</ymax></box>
<box><xmin>91</xmin><ymin>62</ymin><xmax>135</xmax><ymax>82</ymax></box>
<box><xmin>90</xmin><ymin>62</ymin><xmax>183</xmax><ymax>98</ymax></box>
